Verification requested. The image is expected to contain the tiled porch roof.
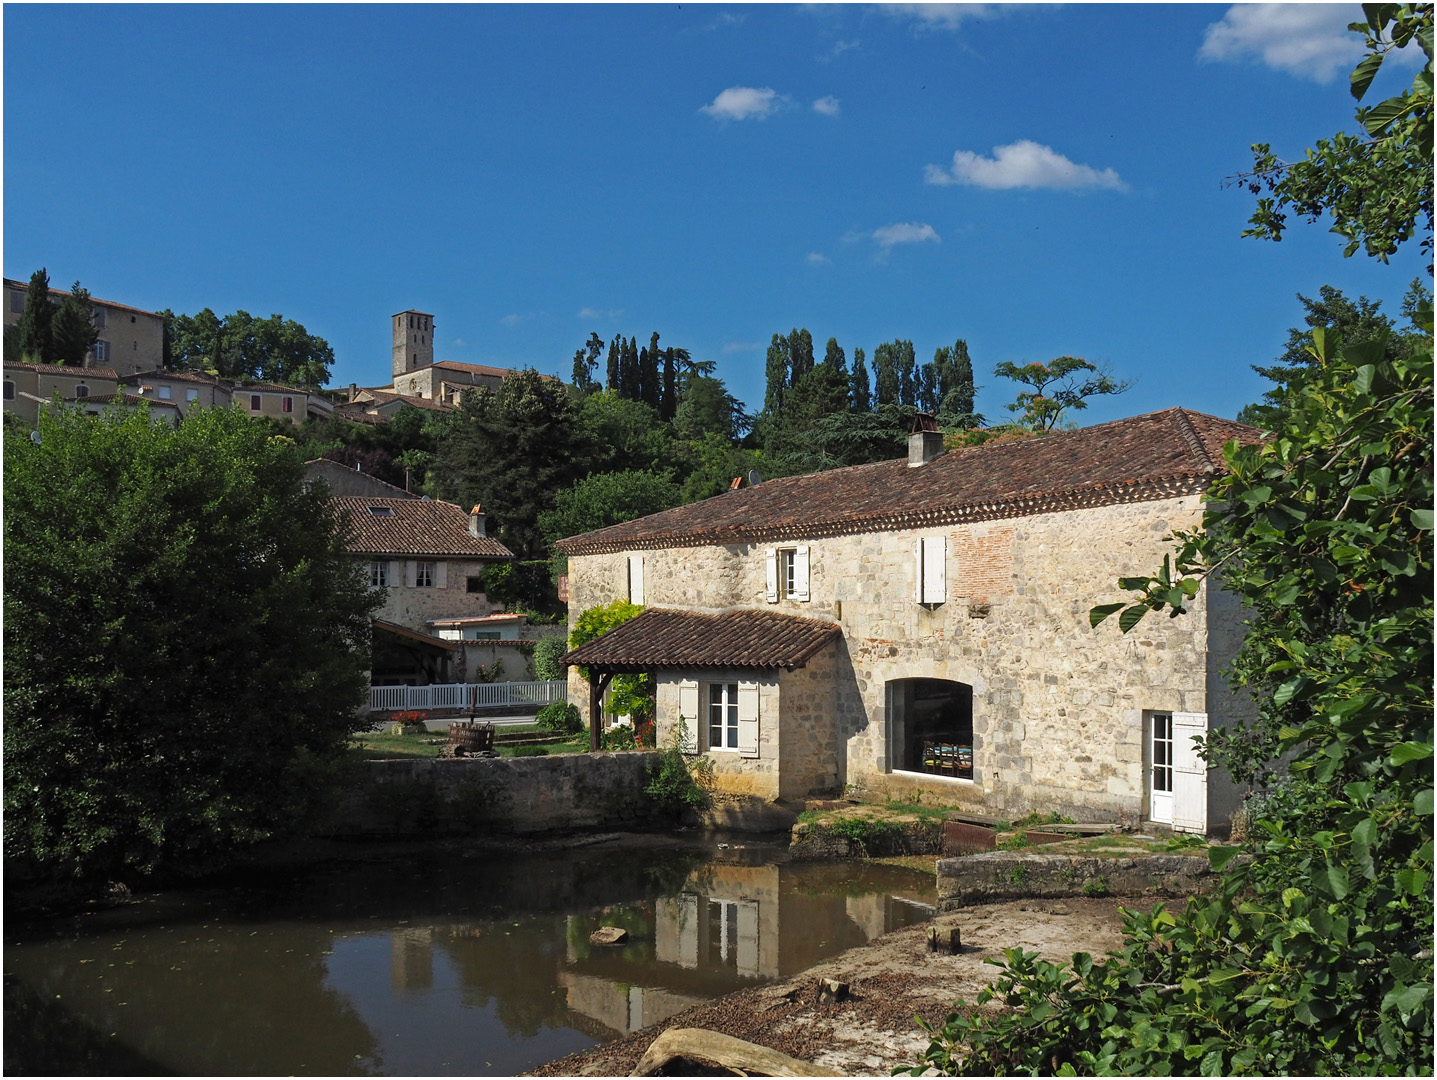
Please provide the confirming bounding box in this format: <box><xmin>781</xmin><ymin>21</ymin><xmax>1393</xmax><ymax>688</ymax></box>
<box><xmin>559</xmin><ymin>608</ymin><xmax>841</xmax><ymax>672</ymax></box>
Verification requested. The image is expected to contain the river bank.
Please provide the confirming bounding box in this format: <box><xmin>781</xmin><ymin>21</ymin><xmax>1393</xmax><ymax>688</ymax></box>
<box><xmin>529</xmin><ymin>894</ymin><xmax>1130</xmax><ymax>1077</ymax></box>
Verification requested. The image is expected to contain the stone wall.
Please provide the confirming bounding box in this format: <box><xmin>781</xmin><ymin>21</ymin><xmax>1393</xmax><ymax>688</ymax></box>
<box><xmin>329</xmin><ymin>752</ymin><xmax>664</xmax><ymax>836</ymax></box>
<box><xmin>936</xmin><ymin>851</ymin><xmax>1216</xmax><ymax>910</ymax></box>
<box><xmin>568</xmin><ymin>492</ymin><xmax>1247</xmax><ymax>829</ymax></box>
<box><xmin>372</xmin><ymin>557</ymin><xmax>499</xmax><ymax>628</ymax></box>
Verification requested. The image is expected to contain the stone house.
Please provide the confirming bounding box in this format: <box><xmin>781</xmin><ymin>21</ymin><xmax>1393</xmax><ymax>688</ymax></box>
<box><xmin>557</xmin><ymin>408</ymin><xmax>1261</xmax><ymax>834</ymax></box>
<box><xmin>3</xmin><ymin>360</ymin><xmax>121</xmax><ymax>423</ymax></box>
<box><xmin>118</xmin><ymin>368</ymin><xmax>233</xmax><ymax>419</ymax></box>
<box><xmin>332</xmin><ymin>495</ymin><xmax>515</xmax><ymax>685</ymax></box>
<box><xmin>4</xmin><ymin>277</ymin><xmax>165</xmax><ymax>376</ymax></box>
<box><xmin>236</xmin><ymin>382</ymin><xmax>335</xmax><ymax>425</ymax></box>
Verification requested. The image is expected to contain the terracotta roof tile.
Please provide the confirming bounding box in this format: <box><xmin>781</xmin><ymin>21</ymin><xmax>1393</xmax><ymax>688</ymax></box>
<box><xmin>3</xmin><ymin>278</ymin><xmax>163</xmax><ymax>319</ymax></box>
<box><xmin>72</xmin><ymin>392</ymin><xmax>181</xmax><ymax>409</ymax></box>
<box><xmin>556</xmin><ymin>408</ymin><xmax>1262</xmax><ymax>555</ymax></box>
<box><xmin>4</xmin><ymin>360</ymin><xmax>122</xmax><ymax>380</ymax></box>
<box><xmin>560</xmin><ymin>608</ymin><xmax>841</xmax><ymax>671</ymax></box>
<box><xmin>332</xmin><ymin>496</ymin><xmax>514</xmax><ymax>558</ymax></box>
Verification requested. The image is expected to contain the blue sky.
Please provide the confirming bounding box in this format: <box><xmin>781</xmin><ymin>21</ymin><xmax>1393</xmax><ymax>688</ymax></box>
<box><xmin>4</xmin><ymin>3</ymin><xmax>1428</xmax><ymax>426</ymax></box>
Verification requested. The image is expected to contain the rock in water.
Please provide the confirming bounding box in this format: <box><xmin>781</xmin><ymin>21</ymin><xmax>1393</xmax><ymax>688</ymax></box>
<box><xmin>590</xmin><ymin>926</ymin><xmax>628</xmax><ymax>946</ymax></box>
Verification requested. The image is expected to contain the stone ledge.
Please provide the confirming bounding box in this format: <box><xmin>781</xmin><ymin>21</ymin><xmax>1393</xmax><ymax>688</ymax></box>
<box><xmin>937</xmin><ymin>852</ymin><xmax>1215</xmax><ymax>910</ymax></box>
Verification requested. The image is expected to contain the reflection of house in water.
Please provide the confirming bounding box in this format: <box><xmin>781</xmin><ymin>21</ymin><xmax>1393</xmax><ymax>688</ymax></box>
<box><xmin>557</xmin><ymin>860</ymin><xmax>933</xmax><ymax>1036</ymax></box>
<box><xmin>390</xmin><ymin>928</ymin><xmax>435</xmax><ymax>991</ymax></box>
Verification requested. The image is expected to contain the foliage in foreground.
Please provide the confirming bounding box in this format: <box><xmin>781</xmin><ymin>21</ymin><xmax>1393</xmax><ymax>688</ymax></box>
<box><xmin>645</xmin><ymin>719</ymin><xmax>713</xmax><ymax>820</ymax></box>
<box><xmin>3</xmin><ymin>405</ymin><xmax>379</xmax><ymax>880</ymax></box>
<box><xmin>906</xmin><ymin>317</ymin><xmax>1433</xmax><ymax>1076</ymax></box>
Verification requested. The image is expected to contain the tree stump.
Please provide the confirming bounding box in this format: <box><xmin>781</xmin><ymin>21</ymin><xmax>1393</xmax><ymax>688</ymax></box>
<box><xmin>927</xmin><ymin>925</ymin><xmax>962</xmax><ymax>954</ymax></box>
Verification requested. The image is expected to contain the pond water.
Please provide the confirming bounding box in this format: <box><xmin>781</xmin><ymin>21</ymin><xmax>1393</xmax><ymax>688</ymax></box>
<box><xmin>4</xmin><ymin>836</ymin><xmax>936</xmax><ymax>1076</ymax></box>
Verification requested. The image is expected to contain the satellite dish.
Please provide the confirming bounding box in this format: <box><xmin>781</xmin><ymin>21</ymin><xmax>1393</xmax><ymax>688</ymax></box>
<box><xmin>747</xmin><ymin>469</ymin><xmax>763</xmax><ymax>486</ymax></box>
<box><xmin>29</xmin><ymin>430</ymin><xmax>41</xmax><ymax>446</ymax></box>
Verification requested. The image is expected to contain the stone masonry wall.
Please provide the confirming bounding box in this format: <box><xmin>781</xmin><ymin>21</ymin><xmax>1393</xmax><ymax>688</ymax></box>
<box><xmin>330</xmin><ymin>751</ymin><xmax>664</xmax><ymax>836</ymax></box>
<box><xmin>568</xmin><ymin>492</ymin><xmax>1240</xmax><ymax>826</ymax></box>
<box><xmin>373</xmin><ymin>557</ymin><xmax>499</xmax><ymax>629</ymax></box>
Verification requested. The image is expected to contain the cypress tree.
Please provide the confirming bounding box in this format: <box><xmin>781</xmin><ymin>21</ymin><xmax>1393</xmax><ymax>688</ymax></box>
<box><xmin>640</xmin><ymin>332</ymin><xmax>661</xmax><ymax>408</ymax></box>
<box><xmin>850</xmin><ymin>348</ymin><xmax>872</xmax><ymax>412</ymax></box>
<box><xmin>16</xmin><ymin>269</ymin><xmax>55</xmax><ymax>364</ymax></box>
<box><xmin>943</xmin><ymin>338</ymin><xmax>976</xmax><ymax>418</ymax></box>
<box><xmin>823</xmin><ymin>337</ymin><xmax>847</xmax><ymax>381</ymax></box>
<box><xmin>606</xmin><ymin>336</ymin><xmax>621</xmax><ymax>392</ymax></box>
<box><xmin>622</xmin><ymin>337</ymin><xmax>640</xmax><ymax>400</ymax></box>
<box><xmin>661</xmin><ymin>347</ymin><xmax>678</xmax><ymax>420</ymax></box>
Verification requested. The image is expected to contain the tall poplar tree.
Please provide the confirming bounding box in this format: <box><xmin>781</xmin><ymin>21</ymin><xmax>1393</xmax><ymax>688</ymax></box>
<box><xmin>872</xmin><ymin>342</ymin><xmax>900</xmax><ymax>406</ymax></box>
<box><xmin>850</xmin><ymin>347</ymin><xmax>872</xmax><ymax>412</ymax></box>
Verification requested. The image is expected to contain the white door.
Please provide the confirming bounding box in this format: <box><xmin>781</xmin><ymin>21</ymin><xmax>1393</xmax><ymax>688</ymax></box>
<box><xmin>1150</xmin><ymin>712</ymin><xmax>1174</xmax><ymax>824</ymax></box>
<box><xmin>1171</xmin><ymin>712</ymin><xmax>1209</xmax><ymax>834</ymax></box>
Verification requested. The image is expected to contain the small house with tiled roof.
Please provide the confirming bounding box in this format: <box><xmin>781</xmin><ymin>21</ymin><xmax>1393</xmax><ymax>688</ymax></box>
<box><xmin>332</xmin><ymin>496</ymin><xmax>515</xmax><ymax>685</ymax></box>
<box><xmin>237</xmin><ymin>382</ymin><xmax>334</xmax><ymax>425</ymax></box>
<box><xmin>118</xmin><ymin>368</ymin><xmax>233</xmax><ymax>418</ymax></box>
<box><xmin>557</xmin><ymin>407</ymin><xmax>1262</xmax><ymax>835</ymax></box>
<box><xmin>3</xmin><ymin>360</ymin><xmax>122</xmax><ymax>423</ymax></box>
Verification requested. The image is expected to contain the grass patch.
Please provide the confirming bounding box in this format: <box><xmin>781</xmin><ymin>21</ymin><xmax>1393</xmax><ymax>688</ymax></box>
<box><xmin>349</xmin><ymin>731</ymin><xmax>444</xmax><ymax>761</ymax></box>
<box><xmin>883</xmin><ymin>799</ymin><xmax>953</xmax><ymax>823</ymax></box>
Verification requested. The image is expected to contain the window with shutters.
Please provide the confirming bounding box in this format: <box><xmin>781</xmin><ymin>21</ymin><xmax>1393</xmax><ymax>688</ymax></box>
<box><xmin>764</xmin><ymin>545</ymin><xmax>810</xmax><ymax>602</ymax></box>
<box><xmin>370</xmin><ymin>560</ymin><xmax>390</xmax><ymax>587</ymax></box>
<box><xmin>75</xmin><ymin>384</ymin><xmax>90</xmax><ymax>399</ymax></box>
<box><xmin>415</xmin><ymin>561</ymin><xmax>437</xmax><ymax>588</ymax></box>
<box><xmin>708</xmin><ymin>683</ymin><xmax>739</xmax><ymax>750</ymax></box>
<box><xmin>282</xmin><ymin>396</ymin><xmax>294</xmax><ymax>413</ymax></box>
<box><xmin>250</xmin><ymin>394</ymin><xmax>262</xmax><ymax>410</ymax></box>
<box><xmin>915</xmin><ymin>535</ymin><xmax>946</xmax><ymax>605</ymax></box>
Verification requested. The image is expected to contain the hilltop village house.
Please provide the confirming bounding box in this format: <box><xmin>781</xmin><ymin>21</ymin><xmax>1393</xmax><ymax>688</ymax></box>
<box><xmin>558</xmin><ymin>409</ymin><xmax>1261</xmax><ymax>835</ymax></box>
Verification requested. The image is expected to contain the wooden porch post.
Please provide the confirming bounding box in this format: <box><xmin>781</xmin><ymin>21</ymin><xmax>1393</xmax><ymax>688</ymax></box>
<box><xmin>589</xmin><ymin>671</ymin><xmax>614</xmax><ymax>753</ymax></box>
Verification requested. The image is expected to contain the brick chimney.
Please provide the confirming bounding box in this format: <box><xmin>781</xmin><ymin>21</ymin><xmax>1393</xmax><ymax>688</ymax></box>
<box><xmin>908</xmin><ymin>412</ymin><xmax>944</xmax><ymax>467</ymax></box>
<box><xmin>469</xmin><ymin>504</ymin><xmax>486</xmax><ymax>538</ymax></box>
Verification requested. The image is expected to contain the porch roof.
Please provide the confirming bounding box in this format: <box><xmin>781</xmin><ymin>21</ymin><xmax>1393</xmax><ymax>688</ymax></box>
<box><xmin>559</xmin><ymin>608</ymin><xmax>841</xmax><ymax>673</ymax></box>
<box><xmin>373</xmin><ymin>618</ymin><xmax>460</xmax><ymax>652</ymax></box>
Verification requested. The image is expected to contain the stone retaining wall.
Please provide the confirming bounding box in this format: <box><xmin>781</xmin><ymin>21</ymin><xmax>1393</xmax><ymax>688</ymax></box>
<box><xmin>937</xmin><ymin>852</ymin><xmax>1214</xmax><ymax>910</ymax></box>
<box><xmin>329</xmin><ymin>752</ymin><xmax>665</xmax><ymax>837</ymax></box>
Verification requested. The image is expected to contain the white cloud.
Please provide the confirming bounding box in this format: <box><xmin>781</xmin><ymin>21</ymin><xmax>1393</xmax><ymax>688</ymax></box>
<box><xmin>806</xmin><ymin>251</ymin><xmax>830</xmax><ymax>265</ymax></box>
<box><xmin>452</xmin><ymin>338</ymin><xmax>467</xmax><ymax>347</ymax></box>
<box><xmin>925</xmin><ymin>139</ymin><xmax>1128</xmax><ymax>191</ymax></box>
<box><xmin>578</xmin><ymin>307</ymin><xmax>623</xmax><ymax>320</ymax></box>
<box><xmin>885</xmin><ymin>4</ymin><xmax>1001</xmax><ymax>31</ymax></box>
<box><xmin>812</xmin><ymin>96</ymin><xmax>841</xmax><ymax>116</ymax></box>
<box><xmin>821</xmin><ymin>38</ymin><xmax>860</xmax><ymax>61</ymax></box>
<box><xmin>722</xmin><ymin>341</ymin><xmax>764</xmax><ymax>354</ymax></box>
<box><xmin>500</xmin><ymin>313</ymin><xmax>523</xmax><ymax>327</ymax></box>
<box><xmin>872</xmin><ymin>222</ymin><xmax>940</xmax><ymax>249</ymax></box>
<box><xmin>1199</xmin><ymin>5</ymin><xmax>1366</xmax><ymax>84</ymax></box>
<box><xmin>700</xmin><ymin>86</ymin><xmax>782</xmax><ymax>121</ymax></box>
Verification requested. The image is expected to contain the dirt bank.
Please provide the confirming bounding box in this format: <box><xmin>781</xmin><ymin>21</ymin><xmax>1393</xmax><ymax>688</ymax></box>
<box><xmin>529</xmin><ymin>895</ymin><xmax>1130</xmax><ymax>1077</ymax></box>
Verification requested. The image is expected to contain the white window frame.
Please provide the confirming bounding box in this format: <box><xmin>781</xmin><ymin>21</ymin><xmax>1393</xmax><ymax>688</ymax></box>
<box><xmin>708</xmin><ymin>682</ymin><xmax>740</xmax><ymax>751</ymax></box>
<box><xmin>93</xmin><ymin>340</ymin><xmax>110</xmax><ymax>362</ymax></box>
<box><xmin>415</xmin><ymin>561</ymin><xmax>437</xmax><ymax>588</ymax></box>
<box><xmin>627</xmin><ymin>554</ymin><xmax>645</xmax><ymax>604</ymax></box>
<box><xmin>1149</xmin><ymin>711</ymin><xmax>1174</xmax><ymax>825</ymax></box>
<box><xmin>158</xmin><ymin>385</ymin><xmax>172</xmax><ymax>400</ymax></box>
<box><xmin>370</xmin><ymin>560</ymin><xmax>390</xmax><ymax>587</ymax></box>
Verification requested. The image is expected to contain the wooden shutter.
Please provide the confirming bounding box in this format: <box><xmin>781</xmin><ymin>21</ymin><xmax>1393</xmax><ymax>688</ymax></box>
<box><xmin>1171</xmin><ymin>712</ymin><xmax>1209</xmax><ymax>834</ymax></box>
<box><xmin>764</xmin><ymin>549</ymin><xmax>779</xmax><ymax>603</ymax></box>
<box><xmin>404</xmin><ymin>560</ymin><xmax>417</xmax><ymax>588</ymax></box>
<box><xmin>922</xmin><ymin>536</ymin><xmax>946</xmax><ymax>604</ymax></box>
<box><xmin>678</xmin><ymin>680</ymin><xmax>700</xmax><ymax>754</ymax></box>
<box><xmin>791</xmin><ymin>545</ymin><xmax>810</xmax><ymax>601</ymax></box>
<box><xmin>435</xmin><ymin>561</ymin><xmax>448</xmax><ymax>589</ymax></box>
<box><xmin>628</xmin><ymin>554</ymin><xmax>645</xmax><ymax>604</ymax></box>
<box><xmin>737</xmin><ymin>681</ymin><xmax>760</xmax><ymax>758</ymax></box>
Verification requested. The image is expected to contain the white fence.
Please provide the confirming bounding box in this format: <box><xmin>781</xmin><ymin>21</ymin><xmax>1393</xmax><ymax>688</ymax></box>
<box><xmin>369</xmin><ymin>680</ymin><xmax>568</xmax><ymax>713</ymax></box>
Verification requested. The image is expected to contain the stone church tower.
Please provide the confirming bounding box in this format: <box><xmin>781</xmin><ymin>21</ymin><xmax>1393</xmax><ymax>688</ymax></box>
<box><xmin>392</xmin><ymin>310</ymin><xmax>435</xmax><ymax>378</ymax></box>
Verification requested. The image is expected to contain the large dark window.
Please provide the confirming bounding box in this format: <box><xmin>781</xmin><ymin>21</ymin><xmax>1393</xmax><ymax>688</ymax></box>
<box><xmin>887</xmin><ymin>678</ymin><xmax>974</xmax><ymax>779</ymax></box>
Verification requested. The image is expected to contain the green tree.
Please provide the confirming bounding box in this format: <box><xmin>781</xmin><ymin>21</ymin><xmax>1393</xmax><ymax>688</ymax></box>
<box><xmin>993</xmin><ymin>355</ymin><xmax>1131</xmax><ymax>431</ymax></box>
<box><xmin>933</xmin><ymin>339</ymin><xmax>976</xmax><ymax>421</ymax></box>
<box><xmin>672</xmin><ymin>374</ymin><xmax>748</xmax><ymax>443</ymax></box>
<box><xmin>1237</xmin><ymin>281</ymin><xmax>1430</xmax><ymax>425</ymax></box>
<box><xmin>762</xmin><ymin>332</ymin><xmax>791</xmax><ymax>418</ymax></box>
<box><xmin>538</xmin><ymin>469</ymin><xmax>680</xmax><ymax>547</ymax></box>
<box><xmin>569</xmin><ymin>600</ymin><xmax>652</xmax><ymax>724</ymax></box>
<box><xmin>872</xmin><ymin>341</ymin><xmax>903</xmax><ymax>405</ymax></box>
<box><xmin>165</xmin><ymin>308</ymin><xmax>335</xmax><ymax>386</ymax></box>
<box><xmin>14</xmin><ymin>269</ymin><xmax>56</xmax><ymax>364</ymax></box>
<box><xmin>571</xmin><ymin>331</ymin><xmax>604</xmax><ymax>394</ymax></box>
<box><xmin>49</xmin><ymin>282</ymin><xmax>101</xmax><ymax>367</ymax></box>
<box><xmin>673</xmin><ymin>432</ymin><xmax>763</xmax><ymax>503</ymax></box>
<box><xmin>434</xmin><ymin>369</ymin><xmax>583</xmax><ymax>560</ymax></box>
<box><xmin>574</xmin><ymin>391</ymin><xmax>672</xmax><ymax>476</ymax></box>
<box><xmin>1238</xmin><ymin>3</ymin><xmax>1433</xmax><ymax>263</ymax></box>
<box><xmin>787</xmin><ymin>328</ymin><xmax>815</xmax><ymax>383</ymax></box>
<box><xmin>3</xmin><ymin>405</ymin><xmax>378</xmax><ymax>881</ymax></box>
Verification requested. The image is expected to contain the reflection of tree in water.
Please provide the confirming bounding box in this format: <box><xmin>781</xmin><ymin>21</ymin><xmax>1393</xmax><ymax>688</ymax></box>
<box><xmin>5</xmin><ymin>925</ymin><xmax>383</xmax><ymax>1076</ymax></box>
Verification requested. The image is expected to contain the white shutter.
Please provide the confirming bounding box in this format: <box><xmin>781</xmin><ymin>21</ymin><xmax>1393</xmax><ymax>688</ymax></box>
<box><xmin>914</xmin><ymin>539</ymin><xmax>924</xmax><ymax>603</ymax></box>
<box><xmin>792</xmin><ymin>545</ymin><xmax>810</xmax><ymax>601</ymax></box>
<box><xmin>405</xmin><ymin>560</ymin><xmax>417</xmax><ymax>588</ymax></box>
<box><xmin>678</xmin><ymin>680</ymin><xmax>699</xmax><ymax>754</ymax></box>
<box><xmin>921</xmin><ymin>536</ymin><xmax>946</xmax><ymax>604</ymax></box>
<box><xmin>435</xmin><ymin>561</ymin><xmax>448</xmax><ymax>589</ymax></box>
<box><xmin>736</xmin><ymin>899</ymin><xmax>760</xmax><ymax>976</ymax></box>
<box><xmin>1171</xmin><ymin>712</ymin><xmax>1209</xmax><ymax>834</ymax></box>
<box><xmin>764</xmin><ymin>549</ymin><xmax>779</xmax><ymax>603</ymax></box>
<box><xmin>389</xmin><ymin>560</ymin><xmax>400</xmax><ymax>587</ymax></box>
<box><xmin>737</xmin><ymin>681</ymin><xmax>760</xmax><ymax>758</ymax></box>
<box><xmin>628</xmin><ymin>554</ymin><xmax>645</xmax><ymax>604</ymax></box>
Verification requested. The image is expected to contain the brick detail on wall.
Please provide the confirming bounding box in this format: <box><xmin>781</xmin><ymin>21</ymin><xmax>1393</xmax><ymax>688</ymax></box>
<box><xmin>952</xmin><ymin>524</ymin><xmax>1015</xmax><ymax>599</ymax></box>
